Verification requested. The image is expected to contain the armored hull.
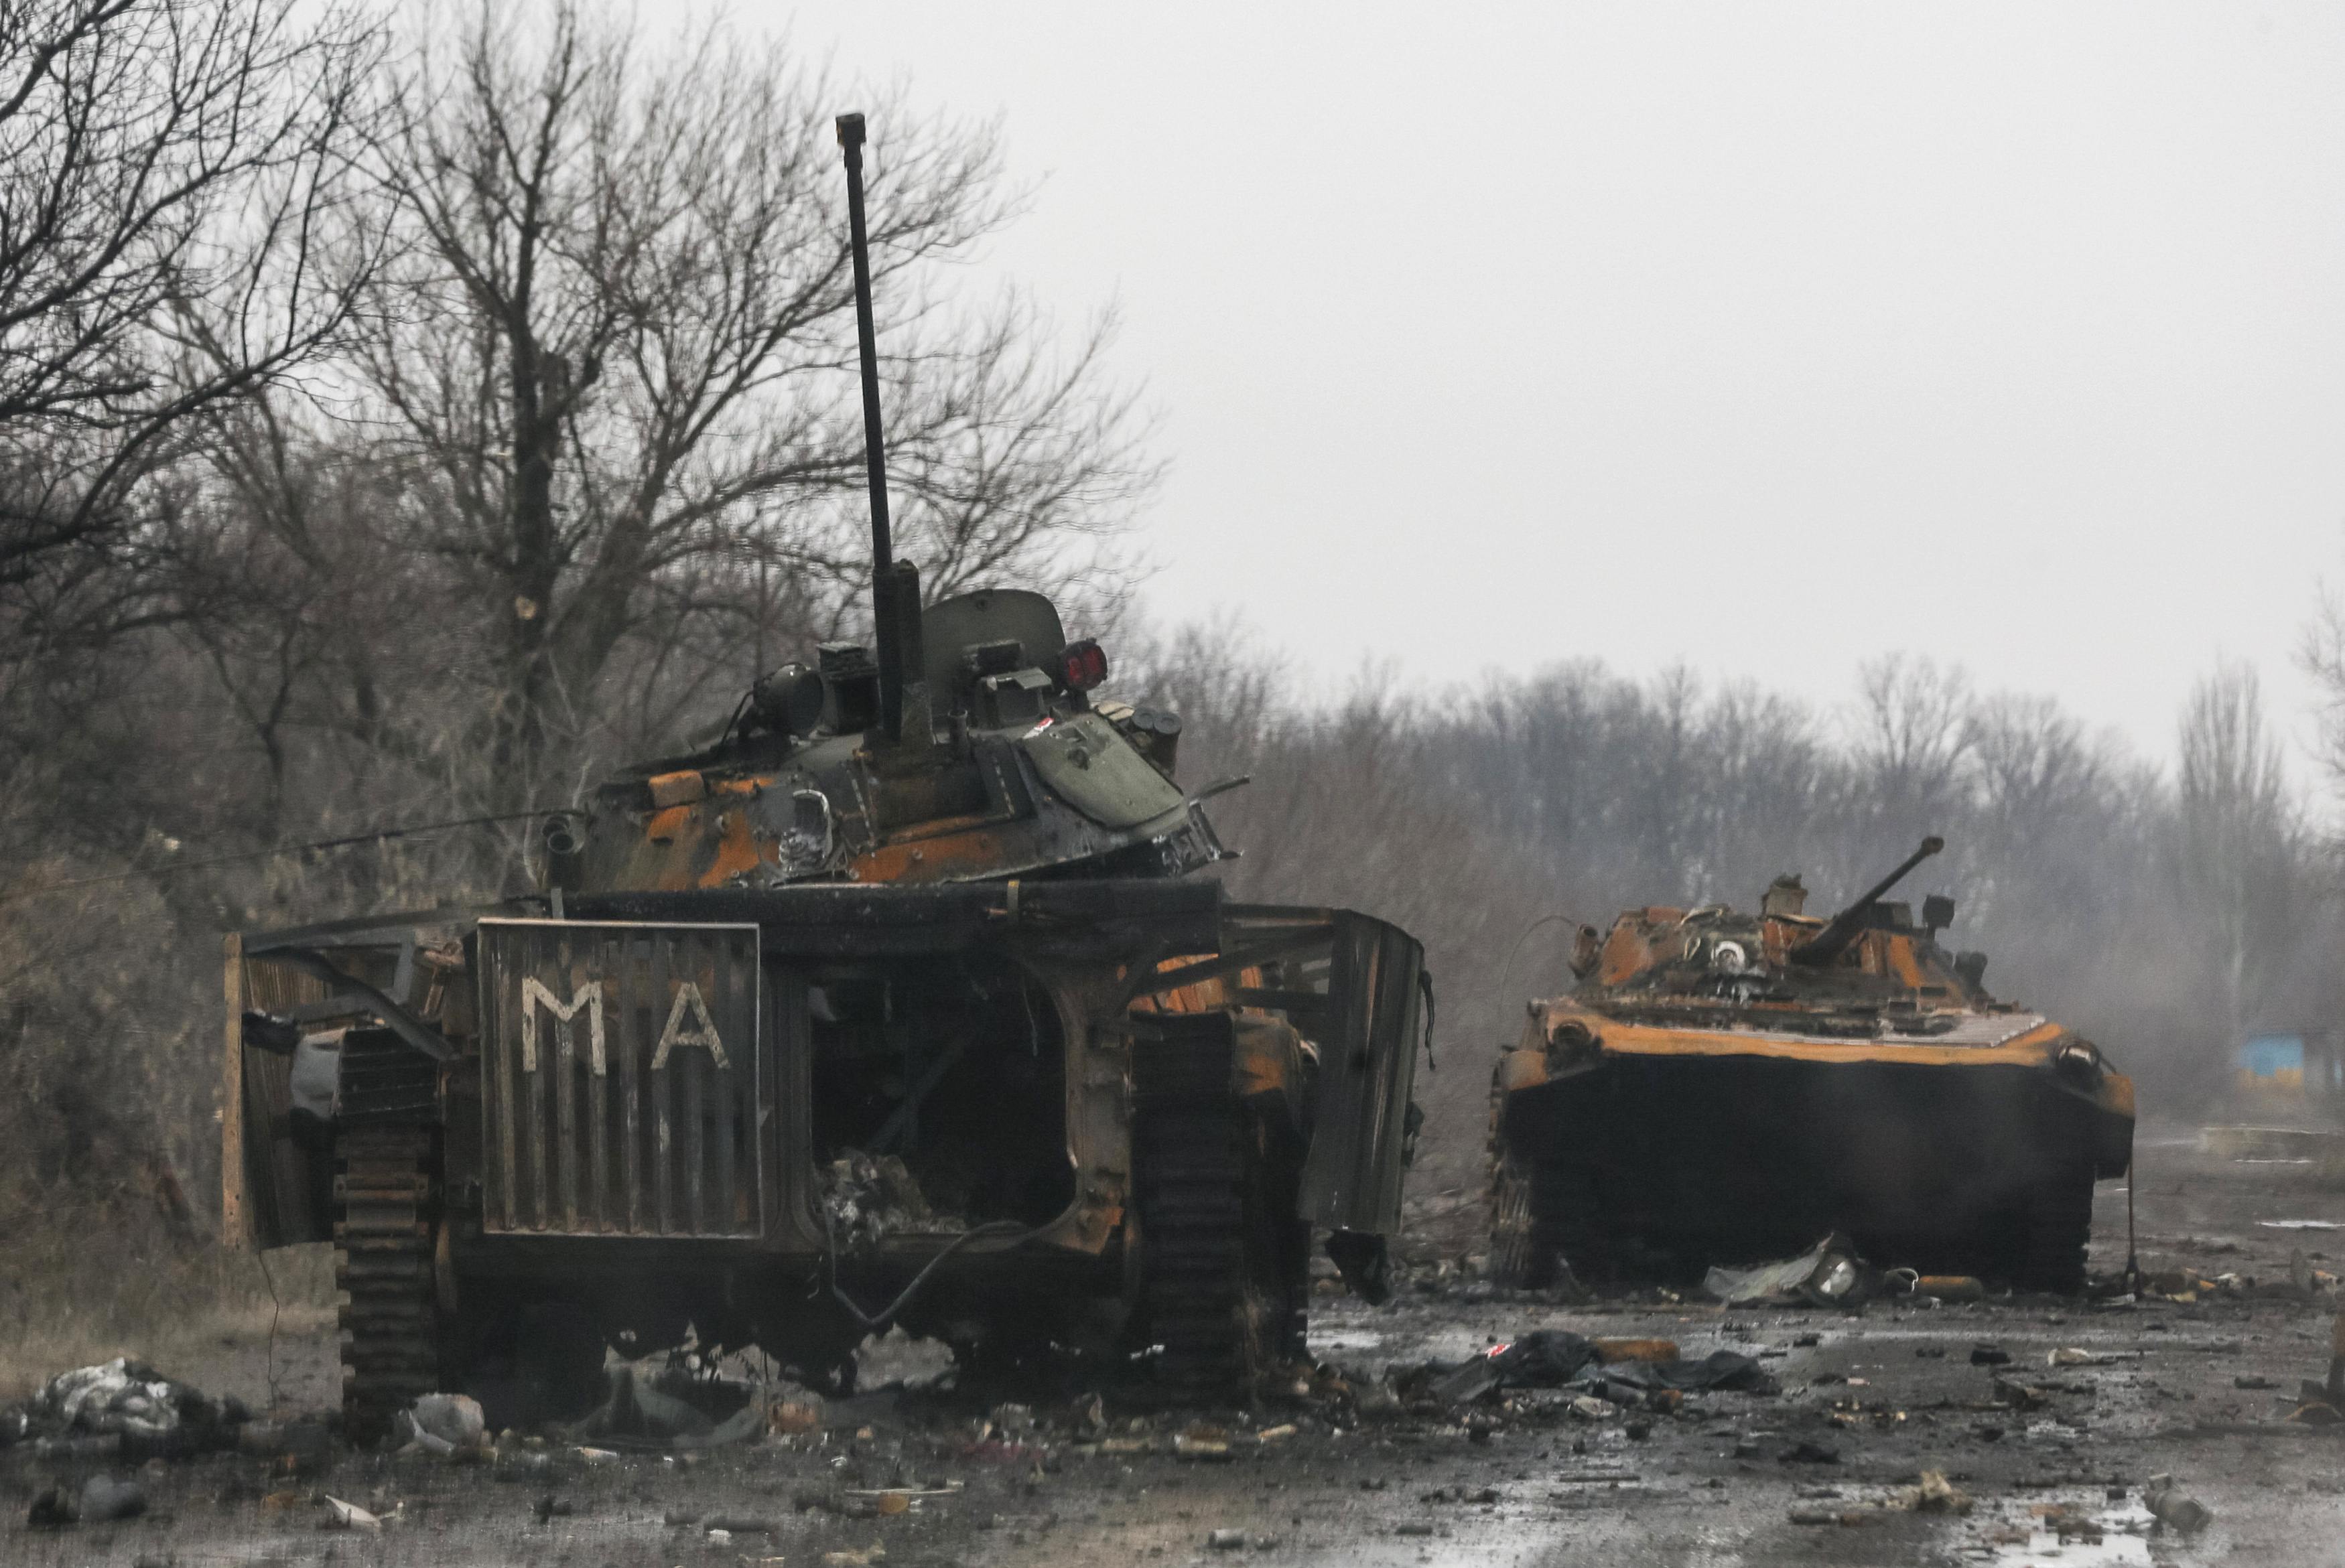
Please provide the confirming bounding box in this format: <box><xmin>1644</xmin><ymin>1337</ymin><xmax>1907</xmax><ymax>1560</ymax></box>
<box><xmin>1489</xmin><ymin>843</ymin><xmax>2135</xmax><ymax>1293</ymax></box>
<box><xmin>230</xmin><ymin>884</ymin><xmax>1424</xmax><ymax>1433</ymax></box>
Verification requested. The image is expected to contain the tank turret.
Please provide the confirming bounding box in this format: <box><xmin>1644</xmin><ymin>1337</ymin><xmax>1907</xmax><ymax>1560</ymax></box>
<box><xmin>561</xmin><ymin>114</ymin><xmax>1221</xmax><ymax>898</ymax></box>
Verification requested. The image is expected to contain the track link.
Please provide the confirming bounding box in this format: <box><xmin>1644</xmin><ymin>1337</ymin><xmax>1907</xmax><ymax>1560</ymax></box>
<box><xmin>1134</xmin><ymin>1016</ymin><xmax>1294</xmax><ymax>1392</ymax></box>
<box><xmin>1486</xmin><ymin>1139</ymin><xmax>1543</xmax><ymax>1287</ymax></box>
<box><xmin>334</xmin><ymin>1124</ymin><xmax>438</xmax><ymax>1441</ymax></box>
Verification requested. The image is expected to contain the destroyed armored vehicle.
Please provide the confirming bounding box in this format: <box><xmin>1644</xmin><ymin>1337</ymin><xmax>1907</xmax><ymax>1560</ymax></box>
<box><xmin>221</xmin><ymin>115</ymin><xmax>1428</xmax><ymax>1439</ymax></box>
<box><xmin>1489</xmin><ymin>838</ymin><xmax>2133</xmax><ymax>1293</ymax></box>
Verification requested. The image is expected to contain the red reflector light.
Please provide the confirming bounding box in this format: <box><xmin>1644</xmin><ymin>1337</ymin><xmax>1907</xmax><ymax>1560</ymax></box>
<box><xmin>1058</xmin><ymin>638</ymin><xmax>1108</xmax><ymax>692</ymax></box>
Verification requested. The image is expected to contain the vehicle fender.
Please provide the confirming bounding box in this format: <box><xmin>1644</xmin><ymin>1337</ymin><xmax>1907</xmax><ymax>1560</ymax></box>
<box><xmin>1495</xmin><ymin>1048</ymin><xmax>1550</xmax><ymax>1096</ymax></box>
<box><xmin>1233</xmin><ymin>1013</ymin><xmax>1314</xmax><ymax>1141</ymax></box>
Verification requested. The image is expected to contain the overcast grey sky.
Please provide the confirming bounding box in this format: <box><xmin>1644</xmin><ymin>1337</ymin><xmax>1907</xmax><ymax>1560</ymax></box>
<box><xmin>752</xmin><ymin>2</ymin><xmax>2345</xmax><ymax>772</ymax></box>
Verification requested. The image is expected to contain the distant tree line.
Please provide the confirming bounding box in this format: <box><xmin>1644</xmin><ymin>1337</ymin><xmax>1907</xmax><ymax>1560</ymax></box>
<box><xmin>1140</xmin><ymin>630</ymin><xmax>2342</xmax><ymax>1196</ymax></box>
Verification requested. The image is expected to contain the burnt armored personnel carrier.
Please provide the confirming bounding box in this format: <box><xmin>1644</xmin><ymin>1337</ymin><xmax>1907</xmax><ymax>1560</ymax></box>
<box><xmin>222</xmin><ymin>115</ymin><xmax>1427</xmax><ymax>1437</ymax></box>
<box><xmin>1489</xmin><ymin>838</ymin><xmax>2133</xmax><ymax>1293</ymax></box>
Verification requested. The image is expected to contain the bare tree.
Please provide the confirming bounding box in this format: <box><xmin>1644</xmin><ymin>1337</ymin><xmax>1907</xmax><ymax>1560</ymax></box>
<box><xmin>1849</xmin><ymin>654</ymin><xmax>1972</xmax><ymax>814</ymax></box>
<box><xmin>200</xmin><ymin>0</ymin><xmax>1156</xmax><ymax>809</ymax></box>
<box><xmin>2174</xmin><ymin>663</ymin><xmax>2307</xmax><ymax>1062</ymax></box>
<box><xmin>2297</xmin><ymin>581</ymin><xmax>2345</xmax><ymax>803</ymax></box>
<box><xmin>0</xmin><ymin>0</ymin><xmax>383</xmax><ymax>610</ymax></box>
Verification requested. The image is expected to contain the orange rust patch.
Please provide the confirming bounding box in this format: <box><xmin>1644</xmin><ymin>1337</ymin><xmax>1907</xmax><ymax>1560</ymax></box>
<box><xmin>850</xmin><ymin>827</ymin><xmax>1012</xmax><ymax>883</ymax></box>
<box><xmin>1592</xmin><ymin>1016</ymin><xmax>2070</xmax><ymax>1068</ymax></box>
<box><xmin>696</xmin><ymin>805</ymin><xmax>764</xmax><ymax>887</ymax></box>
<box><xmin>1133</xmin><ymin>954</ymin><xmax>1264</xmax><ymax>1015</ymax></box>
<box><xmin>648</xmin><ymin>770</ymin><xmax>706</xmax><ymax>808</ymax></box>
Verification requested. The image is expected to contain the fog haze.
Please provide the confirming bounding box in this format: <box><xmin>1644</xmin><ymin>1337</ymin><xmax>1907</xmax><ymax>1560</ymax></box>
<box><xmin>753</xmin><ymin>2</ymin><xmax>2345</xmax><ymax>767</ymax></box>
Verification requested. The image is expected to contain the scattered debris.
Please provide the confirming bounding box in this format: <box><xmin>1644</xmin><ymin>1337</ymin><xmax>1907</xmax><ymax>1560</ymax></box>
<box><xmin>1599</xmin><ymin>1350</ymin><xmax>1776</xmax><ymax>1396</ymax></box>
<box><xmin>1175</xmin><ymin>1423</ymin><xmax>1233</xmax><ymax>1462</ymax></box>
<box><xmin>1432</xmin><ymin>1329</ymin><xmax>1775</xmax><ymax>1405</ymax></box>
<box><xmin>1897</xmin><ymin>1470</ymin><xmax>1972</xmax><ymax>1514</ymax></box>
<box><xmin>3</xmin><ymin>1358</ymin><xmax>244</xmax><ymax>1453</ymax></box>
<box><xmin>25</xmin><ymin>1483</ymin><xmax>75</xmax><ymax>1528</ymax></box>
<box><xmin>707</xmin><ymin>1514</ymin><xmax>781</xmax><ymax>1535</ymax></box>
<box><xmin>1589</xmin><ymin>1338</ymin><xmax>1679</xmax><ymax>1363</ymax></box>
<box><xmin>2143</xmin><ymin>1475</ymin><xmax>2212</xmax><ymax>1534</ymax></box>
<box><xmin>1432</xmin><ymin>1330</ymin><xmax>1601</xmax><ymax>1401</ymax></box>
<box><xmin>395</xmin><ymin>1392</ymin><xmax>488</xmax><ymax>1456</ymax></box>
<box><xmin>81</xmin><ymin>1476</ymin><xmax>147</xmax><ymax>1523</ymax></box>
<box><xmin>564</xmin><ymin>1360</ymin><xmax>767</xmax><ymax>1449</ymax></box>
<box><xmin>1970</xmin><ymin>1344</ymin><xmax>2012</xmax><ymax>1366</ymax></box>
<box><xmin>763</xmin><ymin>1398</ymin><xmax>821</xmax><ymax>1436</ymax></box>
<box><xmin>1704</xmin><ymin>1235</ymin><xmax>1867</xmax><ymax>1307</ymax></box>
<box><xmin>322</xmin><ymin>1494</ymin><xmax>384</xmax><ymax>1530</ymax></box>
<box><xmin>823</xmin><ymin>1150</ymin><xmax>963</xmax><ymax>1247</ymax></box>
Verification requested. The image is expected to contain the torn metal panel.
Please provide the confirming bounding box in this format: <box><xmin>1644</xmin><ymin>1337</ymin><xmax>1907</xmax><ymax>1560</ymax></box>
<box><xmin>1296</xmin><ymin>914</ymin><xmax>1426</xmax><ymax>1237</ymax></box>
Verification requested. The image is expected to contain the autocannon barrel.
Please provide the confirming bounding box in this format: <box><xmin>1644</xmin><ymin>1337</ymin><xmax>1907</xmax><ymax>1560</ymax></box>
<box><xmin>1788</xmin><ymin>835</ymin><xmax>1944</xmax><ymax>967</ymax></box>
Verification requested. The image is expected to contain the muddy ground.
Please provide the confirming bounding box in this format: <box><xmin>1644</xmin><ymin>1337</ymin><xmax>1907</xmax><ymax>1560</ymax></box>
<box><xmin>8</xmin><ymin>1121</ymin><xmax>2345</xmax><ymax>1567</ymax></box>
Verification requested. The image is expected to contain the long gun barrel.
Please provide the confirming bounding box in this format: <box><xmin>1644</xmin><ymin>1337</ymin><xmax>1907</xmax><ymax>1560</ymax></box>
<box><xmin>1787</xmin><ymin>835</ymin><xmax>1944</xmax><ymax>967</ymax></box>
<box><xmin>835</xmin><ymin>112</ymin><xmax>914</xmax><ymax>741</ymax></box>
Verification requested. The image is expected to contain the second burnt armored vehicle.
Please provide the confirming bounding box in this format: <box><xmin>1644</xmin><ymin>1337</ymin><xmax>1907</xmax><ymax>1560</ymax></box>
<box><xmin>220</xmin><ymin>115</ymin><xmax>1428</xmax><ymax>1437</ymax></box>
<box><xmin>1489</xmin><ymin>839</ymin><xmax>2134</xmax><ymax>1293</ymax></box>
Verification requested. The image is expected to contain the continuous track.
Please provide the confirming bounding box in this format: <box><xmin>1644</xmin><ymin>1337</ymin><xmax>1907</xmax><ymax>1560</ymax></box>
<box><xmin>334</xmin><ymin>1121</ymin><xmax>440</xmax><ymax>1441</ymax></box>
<box><xmin>1133</xmin><ymin>1017</ymin><xmax>1300</xmax><ymax>1391</ymax></box>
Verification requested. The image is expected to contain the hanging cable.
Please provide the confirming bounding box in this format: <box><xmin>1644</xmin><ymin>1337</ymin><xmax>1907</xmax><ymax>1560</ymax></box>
<box><xmin>1496</xmin><ymin>912</ymin><xmax>1588</xmax><ymax>1003</ymax></box>
<box><xmin>0</xmin><ymin>808</ymin><xmax>574</xmax><ymax>906</ymax></box>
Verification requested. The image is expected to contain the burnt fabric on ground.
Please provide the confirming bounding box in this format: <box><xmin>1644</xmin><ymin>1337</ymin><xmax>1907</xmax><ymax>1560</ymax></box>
<box><xmin>1430</xmin><ymin>1330</ymin><xmax>1601</xmax><ymax>1402</ymax></box>
<box><xmin>1</xmin><ymin>1358</ymin><xmax>245</xmax><ymax>1452</ymax></box>
<box><xmin>1594</xmin><ymin>1350</ymin><xmax>1777</xmax><ymax>1395</ymax></box>
<box><xmin>562</xmin><ymin>1363</ymin><xmax>767</xmax><ymax>1449</ymax></box>
<box><xmin>1431</xmin><ymin>1331</ymin><xmax>1778</xmax><ymax>1403</ymax></box>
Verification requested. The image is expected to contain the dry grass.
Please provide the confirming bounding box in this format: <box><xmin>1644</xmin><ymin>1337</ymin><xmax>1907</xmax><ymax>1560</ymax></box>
<box><xmin>0</xmin><ymin>1198</ymin><xmax>334</xmax><ymax>1403</ymax></box>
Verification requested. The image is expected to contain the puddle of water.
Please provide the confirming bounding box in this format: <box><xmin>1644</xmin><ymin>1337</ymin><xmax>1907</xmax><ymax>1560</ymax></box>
<box><xmin>1983</xmin><ymin>1530</ymin><xmax>2153</xmax><ymax>1567</ymax></box>
<box><xmin>2258</xmin><ymin>1220</ymin><xmax>2342</xmax><ymax>1230</ymax></box>
<box><xmin>1981</xmin><ymin>1503</ymin><xmax>2156</xmax><ymax>1568</ymax></box>
<box><xmin>1309</xmin><ymin>1330</ymin><xmax>1386</xmax><ymax>1352</ymax></box>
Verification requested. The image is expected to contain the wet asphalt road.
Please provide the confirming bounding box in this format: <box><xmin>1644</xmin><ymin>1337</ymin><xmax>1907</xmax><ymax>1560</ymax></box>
<box><xmin>6</xmin><ymin>1128</ymin><xmax>2344</xmax><ymax>1567</ymax></box>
